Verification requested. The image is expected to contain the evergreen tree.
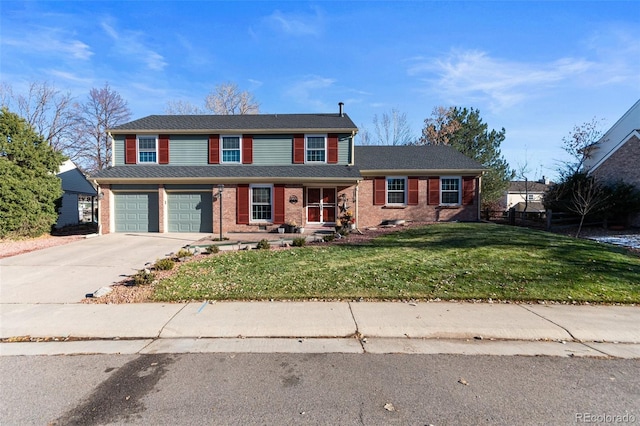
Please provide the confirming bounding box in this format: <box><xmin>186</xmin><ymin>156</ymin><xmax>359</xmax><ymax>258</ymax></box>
<box><xmin>445</xmin><ymin>107</ymin><xmax>512</xmax><ymax>208</ymax></box>
<box><xmin>0</xmin><ymin>108</ymin><xmax>66</xmax><ymax>238</ymax></box>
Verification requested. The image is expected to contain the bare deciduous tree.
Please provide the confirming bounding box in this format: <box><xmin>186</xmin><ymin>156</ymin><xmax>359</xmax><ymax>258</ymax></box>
<box><xmin>165</xmin><ymin>82</ymin><xmax>259</xmax><ymax>115</ymax></box>
<box><xmin>74</xmin><ymin>83</ymin><xmax>131</xmax><ymax>172</ymax></box>
<box><xmin>357</xmin><ymin>126</ymin><xmax>372</xmax><ymax>145</ymax></box>
<box><xmin>204</xmin><ymin>82</ymin><xmax>259</xmax><ymax>115</ymax></box>
<box><xmin>0</xmin><ymin>81</ymin><xmax>79</xmax><ymax>153</ymax></box>
<box><xmin>560</xmin><ymin>117</ymin><xmax>604</xmax><ymax>178</ymax></box>
<box><xmin>418</xmin><ymin>106</ymin><xmax>461</xmax><ymax>146</ymax></box>
<box><xmin>165</xmin><ymin>100</ymin><xmax>204</xmax><ymax>115</ymax></box>
<box><xmin>372</xmin><ymin>108</ymin><xmax>413</xmax><ymax>145</ymax></box>
<box><xmin>569</xmin><ymin>175</ymin><xmax>608</xmax><ymax>237</ymax></box>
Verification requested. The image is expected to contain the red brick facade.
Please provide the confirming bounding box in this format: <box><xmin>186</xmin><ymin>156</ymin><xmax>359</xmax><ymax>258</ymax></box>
<box><xmin>99</xmin><ymin>177</ymin><xmax>481</xmax><ymax>235</ymax></box>
<box><xmin>591</xmin><ymin>134</ymin><xmax>640</xmax><ymax>226</ymax></box>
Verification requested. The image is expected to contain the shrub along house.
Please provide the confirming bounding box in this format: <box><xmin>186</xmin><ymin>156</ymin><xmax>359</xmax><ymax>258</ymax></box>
<box><xmin>91</xmin><ymin>104</ymin><xmax>485</xmax><ymax>235</ymax></box>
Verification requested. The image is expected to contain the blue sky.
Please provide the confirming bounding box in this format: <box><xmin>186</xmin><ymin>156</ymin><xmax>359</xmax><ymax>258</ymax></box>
<box><xmin>2</xmin><ymin>1</ymin><xmax>638</xmax><ymax>180</ymax></box>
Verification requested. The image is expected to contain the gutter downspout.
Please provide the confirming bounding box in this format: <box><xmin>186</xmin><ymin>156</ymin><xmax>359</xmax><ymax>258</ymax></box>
<box><xmin>353</xmin><ymin>180</ymin><xmax>363</xmax><ymax>234</ymax></box>
<box><xmin>478</xmin><ymin>172</ymin><xmax>483</xmax><ymax>221</ymax></box>
<box><xmin>108</xmin><ymin>132</ymin><xmax>115</xmax><ymax>166</ymax></box>
<box><xmin>93</xmin><ymin>179</ymin><xmax>102</xmax><ymax>235</ymax></box>
<box><xmin>349</xmin><ymin>131</ymin><xmax>356</xmax><ymax>166</ymax></box>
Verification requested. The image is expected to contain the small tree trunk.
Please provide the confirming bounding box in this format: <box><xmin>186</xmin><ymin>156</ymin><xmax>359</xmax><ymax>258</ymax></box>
<box><xmin>576</xmin><ymin>215</ymin><xmax>586</xmax><ymax>238</ymax></box>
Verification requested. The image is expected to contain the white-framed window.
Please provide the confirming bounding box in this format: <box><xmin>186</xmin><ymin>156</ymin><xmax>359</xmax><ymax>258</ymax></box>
<box><xmin>138</xmin><ymin>135</ymin><xmax>157</xmax><ymax>163</ymax></box>
<box><xmin>440</xmin><ymin>177</ymin><xmax>461</xmax><ymax>205</ymax></box>
<box><xmin>306</xmin><ymin>134</ymin><xmax>326</xmax><ymax>163</ymax></box>
<box><xmin>221</xmin><ymin>135</ymin><xmax>241</xmax><ymax>163</ymax></box>
<box><xmin>387</xmin><ymin>177</ymin><xmax>407</xmax><ymax>205</ymax></box>
<box><xmin>250</xmin><ymin>184</ymin><xmax>272</xmax><ymax>222</ymax></box>
<box><xmin>527</xmin><ymin>194</ymin><xmax>535</xmax><ymax>201</ymax></box>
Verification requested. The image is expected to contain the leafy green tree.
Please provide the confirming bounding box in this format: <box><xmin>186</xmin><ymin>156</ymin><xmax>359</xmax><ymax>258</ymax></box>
<box><xmin>420</xmin><ymin>107</ymin><xmax>512</xmax><ymax>207</ymax></box>
<box><xmin>0</xmin><ymin>108</ymin><xmax>65</xmax><ymax>238</ymax></box>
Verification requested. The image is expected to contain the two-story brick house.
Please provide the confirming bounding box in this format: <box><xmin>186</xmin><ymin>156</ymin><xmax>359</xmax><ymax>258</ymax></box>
<box><xmin>91</xmin><ymin>105</ymin><xmax>485</xmax><ymax>234</ymax></box>
<box><xmin>584</xmin><ymin>99</ymin><xmax>640</xmax><ymax>227</ymax></box>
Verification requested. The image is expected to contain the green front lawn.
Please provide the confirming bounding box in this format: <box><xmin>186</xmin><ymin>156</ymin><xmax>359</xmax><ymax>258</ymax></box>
<box><xmin>153</xmin><ymin>223</ymin><xmax>640</xmax><ymax>303</ymax></box>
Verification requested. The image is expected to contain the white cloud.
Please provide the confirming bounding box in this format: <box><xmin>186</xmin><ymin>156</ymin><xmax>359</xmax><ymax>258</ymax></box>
<box><xmin>100</xmin><ymin>19</ymin><xmax>167</xmax><ymax>71</ymax></box>
<box><xmin>284</xmin><ymin>75</ymin><xmax>336</xmax><ymax>109</ymax></box>
<box><xmin>408</xmin><ymin>49</ymin><xmax>594</xmax><ymax>112</ymax></box>
<box><xmin>263</xmin><ymin>7</ymin><xmax>324</xmax><ymax>37</ymax></box>
<box><xmin>47</xmin><ymin>70</ymin><xmax>93</xmax><ymax>85</ymax></box>
<box><xmin>2</xmin><ymin>26</ymin><xmax>93</xmax><ymax>60</ymax></box>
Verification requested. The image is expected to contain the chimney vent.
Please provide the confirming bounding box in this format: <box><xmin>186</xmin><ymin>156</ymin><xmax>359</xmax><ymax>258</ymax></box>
<box><xmin>338</xmin><ymin>102</ymin><xmax>344</xmax><ymax>117</ymax></box>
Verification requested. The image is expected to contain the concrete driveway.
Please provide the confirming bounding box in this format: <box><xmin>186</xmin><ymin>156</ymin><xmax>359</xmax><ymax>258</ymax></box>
<box><xmin>0</xmin><ymin>233</ymin><xmax>205</xmax><ymax>304</ymax></box>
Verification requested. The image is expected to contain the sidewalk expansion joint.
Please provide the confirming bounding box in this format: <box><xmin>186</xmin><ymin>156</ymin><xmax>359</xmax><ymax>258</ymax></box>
<box><xmin>518</xmin><ymin>304</ymin><xmax>578</xmax><ymax>342</ymax></box>
<box><xmin>347</xmin><ymin>302</ymin><xmax>366</xmax><ymax>353</ymax></box>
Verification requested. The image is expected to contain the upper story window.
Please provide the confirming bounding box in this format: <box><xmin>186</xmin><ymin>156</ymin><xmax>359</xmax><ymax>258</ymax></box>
<box><xmin>387</xmin><ymin>177</ymin><xmax>407</xmax><ymax>205</ymax></box>
<box><xmin>251</xmin><ymin>184</ymin><xmax>272</xmax><ymax>222</ymax></box>
<box><xmin>306</xmin><ymin>135</ymin><xmax>326</xmax><ymax>163</ymax></box>
<box><xmin>441</xmin><ymin>177</ymin><xmax>461</xmax><ymax>205</ymax></box>
<box><xmin>221</xmin><ymin>136</ymin><xmax>241</xmax><ymax>163</ymax></box>
<box><xmin>138</xmin><ymin>136</ymin><xmax>157</xmax><ymax>163</ymax></box>
<box><xmin>527</xmin><ymin>194</ymin><xmax>535</xmax><ymax>201</ymax></box>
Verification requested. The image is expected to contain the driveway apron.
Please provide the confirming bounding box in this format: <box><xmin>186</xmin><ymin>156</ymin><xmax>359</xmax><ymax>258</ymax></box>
<box><xmin>0</xmin><ymin>233</ymin><xmax>204</xmax><ymax>304</ymax></box>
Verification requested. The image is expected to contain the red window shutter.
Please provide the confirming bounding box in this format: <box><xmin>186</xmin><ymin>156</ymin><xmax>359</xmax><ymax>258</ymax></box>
<box><xmin>208</xmin><ymin>135</ymin><xmax>220</xmax><ymax>164</ymax></box>
<box><xmin>293</xmin><ymin>134</ymin><xmax>305</xmax><ymax>164</ymax></box>
<box><xmin>242</xmin><ymin>135</ymin><xmax>253</xmax><ymax>164</ymax></box>
<box><xmin>327</xmin><ymin>134</ymin><xmax>338</xmax><ymax>164</ymax></box>
<box><xmin>428</xmin><ymin>177</ymin><xmax>440</xmax><ymax>205</ymax></box>
<box><xmin>408</xmin><ymin>177</ymin><xmax>419</xmax><ymax>205</ymax></box>
<box><xmin>274</xmin><ymin>184</ymin><xmax>285</xmax><ymax>223</ymax></box>
<box><xmin>125</xmin><ymin>134</ymin><xmax>137</xmax><ymax>164</ymax></box>
<box><xmin>373</xmin><ymin>177</ymin><xmax>386</xmax><ymax>205</ymax></box>
<box><xmin>158</xmin><ymin>135</ymin><xmax>170</xmax><ymax>164</ymax></box>
<box><xmin>463</xmin><ymin>176</ymin><xmax>475</xmax><ymax>205</ymax></box>
<box><xmin>236</xmin><ymin>184</ymin><xmax>249</xmax><ymax>224</ymax></box>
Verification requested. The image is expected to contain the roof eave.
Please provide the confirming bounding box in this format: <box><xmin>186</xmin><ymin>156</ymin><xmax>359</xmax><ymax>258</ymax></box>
<box><xmin>93</xmin><ymin>176</ymin><xmax>362</xmax><ymax>185</ymax></box>
<box><xmin>108</xmin><ymin>128</ymin><xmax>358</xmax><ymax>135</ymax></box>
<box><xmin>359</xmin><ymin>169</ymin><xmax>486</xmax><ymax>176</ymax></box>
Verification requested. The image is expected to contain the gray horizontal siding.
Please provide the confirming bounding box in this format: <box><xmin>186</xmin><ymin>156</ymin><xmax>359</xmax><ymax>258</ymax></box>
<box><xmin>338</xmin><ymin>136</ymin><xmax>351</xmax><ymax>164</ymax></box>
<box><xmin>169</xmin><ymin>135</ymin><xmax>208</xmax><ymax>165</ymax></box>
<box><xmin>114</xmin><ymin>136</ymin><xmax>125</xmax><ymax>166</ymax></box>
<box><xmin>252</xmin><ymin>136</ymin><xmax>293</xmax><ymax>165</ymax></box>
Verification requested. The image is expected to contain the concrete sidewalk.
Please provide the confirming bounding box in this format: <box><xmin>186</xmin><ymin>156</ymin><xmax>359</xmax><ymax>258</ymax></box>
<box><xmin>2</xmin><ymin>301</ymin><xmax>639</xmax><ymax>358</ymax></box>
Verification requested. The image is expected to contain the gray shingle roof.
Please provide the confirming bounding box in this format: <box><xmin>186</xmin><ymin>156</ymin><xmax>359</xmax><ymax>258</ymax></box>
<box><xmin>110</xmin><ymin>114</ymin><xmax>357</xmax><ymax>133</ymax></box>
<box><xmin>355</xmin><ymin>145</ymin><xmax>485</xmax><ymax>172</ymax></box>
<box><xmin>91</xmin><ymin>165</ymin><xmax>361</xmax><ymax>180</ymax></box>
<box><xmin>508</xmin><ymin>181</ymin><xmax>551</xmax><ymax>193</ymax></box>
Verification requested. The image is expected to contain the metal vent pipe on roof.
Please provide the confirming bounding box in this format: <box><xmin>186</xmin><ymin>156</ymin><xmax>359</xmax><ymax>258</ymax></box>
<box><xmin>339</xmin><ymin>102</ymin><xmax>344</xmax><ymax>117</ymax></box>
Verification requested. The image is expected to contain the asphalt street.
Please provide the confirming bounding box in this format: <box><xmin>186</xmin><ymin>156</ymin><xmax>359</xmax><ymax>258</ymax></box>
<box><xmin>1</xmin><ymin>353</ymin><xmax>638</xmax><ymax>425</ymax></box>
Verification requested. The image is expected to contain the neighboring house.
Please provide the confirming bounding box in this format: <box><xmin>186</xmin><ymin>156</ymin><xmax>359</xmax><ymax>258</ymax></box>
<box><xmin>505</xmin><ymin>178</ymin><xmax>551</xmax><ymax>213</ymax></box>
<box><xmin>55</xmin><ymin>160</ymin><xmax>98</xmax><ymax>229</ymax></box>
<box><xmin>91</xmin><ymin>104</ymin><xmax>485</xmax><ymax>234</ymax></box>
<box><xmin>584</xmin><ymin>99</ymin><xmax>640</xmax><ymax>226</ymax></box>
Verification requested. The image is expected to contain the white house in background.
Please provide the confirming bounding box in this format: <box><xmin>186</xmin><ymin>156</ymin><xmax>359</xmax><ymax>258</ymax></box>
<box><xmin>584</xmin><ymin>99</ymin><xmax>640</xmax><ymax>227</ymax></box>
<box><xmin>55</xmin><ymin>160</ymin><xmax>98</xmax><ymax>229</ymax></box>
<box><xmin>505</xmin><ymin>178</ymin><xmax>552</xmax><ymax>213</ymax></box>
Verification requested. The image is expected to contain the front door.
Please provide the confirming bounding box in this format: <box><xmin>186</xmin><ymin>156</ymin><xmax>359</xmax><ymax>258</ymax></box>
<box><xmin>307</xmin><ymin>188</ymin><xmax>336</xmax><ymax>224</ymax></box>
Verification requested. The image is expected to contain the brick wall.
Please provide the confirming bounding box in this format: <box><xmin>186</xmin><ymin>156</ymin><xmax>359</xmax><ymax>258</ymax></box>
<box><xmin>356</xmin><ymin>177</ymin><xmax>479</xmax><ymax>228</ymax></box>
<box><xmin>158</xmin><ymin>185</ymin><xmax>166</xmax><ymax>233</ymax></box>
<box><xmin>98</xmin><ymin>184</ymin><xmax>111</xmax><ymax>234</ymax></box>
<box><xmin>591</xmin><ymin>134</ymin><xmax>640</xmax><ymax>226</ymax></box>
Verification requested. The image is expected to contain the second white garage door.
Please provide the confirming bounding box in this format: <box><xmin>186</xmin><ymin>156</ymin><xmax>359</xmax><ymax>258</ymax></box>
<box><xmin>167</xmin><ymin>193</ymin><xmax>213</xmax><ymax>233</ymax></box>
